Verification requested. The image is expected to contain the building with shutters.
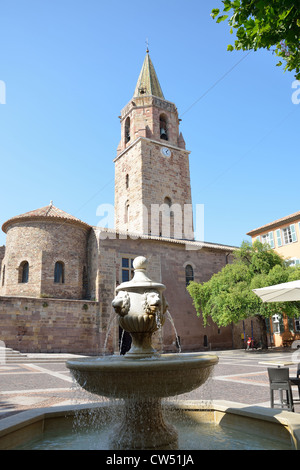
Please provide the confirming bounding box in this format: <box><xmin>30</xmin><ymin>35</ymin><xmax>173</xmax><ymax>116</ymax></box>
<box><xmin>247</xmin><ymin>211</ymin><xmax>300</xmax><ymax>347</ymax></box>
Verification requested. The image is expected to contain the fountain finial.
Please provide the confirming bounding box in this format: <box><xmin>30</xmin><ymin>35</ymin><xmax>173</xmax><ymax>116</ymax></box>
<box><xmin>133</xmin><ymin>256</ymin><xmax>148</xmax><ymax>271</ymax></box>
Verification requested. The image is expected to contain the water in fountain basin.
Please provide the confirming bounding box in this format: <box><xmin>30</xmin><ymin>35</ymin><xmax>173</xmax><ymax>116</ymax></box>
<box><xmin>14</xmin><ymin>403</ymin><xmax>293</xmax><ymax>450</ymax></box>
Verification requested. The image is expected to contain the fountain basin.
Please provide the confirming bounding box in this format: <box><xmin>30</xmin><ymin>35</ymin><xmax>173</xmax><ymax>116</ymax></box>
<box><xmin>1</xmin><ymin>400</ymin><xmax>299</xmax><ymax>450</ymax></box>
<box><xmin>66</xmin><ymin>353</ymin><xmax>218</xmax><ymax>399</ymax></box>
<box><xmin>66</xmin><ymin>352</ymin><xmax>218</xmax><ymax>449</ymax></box>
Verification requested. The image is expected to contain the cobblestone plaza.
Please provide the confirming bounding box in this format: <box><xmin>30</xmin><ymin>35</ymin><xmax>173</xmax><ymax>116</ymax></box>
<box><xmin>1</xmin><ymin>349</ymin><xmax>299</xmax><ymax>420</ymax></box>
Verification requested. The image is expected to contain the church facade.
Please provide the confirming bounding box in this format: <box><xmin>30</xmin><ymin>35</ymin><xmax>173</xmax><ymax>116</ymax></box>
<box><xmin>0</xmin><ymin>52</ymin><xmax>237</xmax><ymax>354</ymax></box>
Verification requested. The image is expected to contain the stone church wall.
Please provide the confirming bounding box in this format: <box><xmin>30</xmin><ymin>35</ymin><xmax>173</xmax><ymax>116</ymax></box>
<box><xmin>0</xmin><ymin>246</ymin><xmax>5</xmax><ymax>280</ymax></box>
<box><xmin>0</xmin><ymin>296</ymin><xmax>101</xmax><ymax>354</ymax></box>
<box><xmin>93</xmin><ymin>231</ymin><xmax>234</xmax><ymax>353</ymax></box>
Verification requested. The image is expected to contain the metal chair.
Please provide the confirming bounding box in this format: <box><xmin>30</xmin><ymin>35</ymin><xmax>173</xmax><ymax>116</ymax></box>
<box><xmin>267</xmin><ymin>367</ymin><xmax>294</xmax><ymax>412</ymax></box>
<box><xmin>289</xmin><ymin>363</ymin><xmax>300</xmax><ymax>401</ymax></box>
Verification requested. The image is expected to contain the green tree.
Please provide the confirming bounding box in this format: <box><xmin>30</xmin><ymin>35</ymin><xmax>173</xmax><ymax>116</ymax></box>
<box><xmin>187</xmin><ymin>241</ymin><xmax>300</xmax><ymax>349</ymax></box>
<box><xmin>211</xmin><ymin>1</ymin><xmax>300</xmax><ymax>79</ymax></box>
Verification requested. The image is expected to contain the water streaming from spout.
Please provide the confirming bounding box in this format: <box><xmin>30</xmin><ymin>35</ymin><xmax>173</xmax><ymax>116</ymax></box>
<box><xmin>166</xmin><ymin>310</ymin><xmax>181</xmax><ymax>353</ymax></box>
<box><xmin>155</xmin><ymin>310</ymin><xmax>162</xmax><ymax>330</ymax></box>
<box><xmin>103</xmin><ymin>312</ymin><xmax>118</xmax><ymax>353</ymax></box>
<box><xmin>119</xmin><ymin>328</ymin><xmax>125</xmax><ymax>354</ymax></box>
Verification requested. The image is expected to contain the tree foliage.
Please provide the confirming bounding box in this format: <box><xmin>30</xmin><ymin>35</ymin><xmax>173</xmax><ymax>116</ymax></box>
<box><xmin>211</xmin><ymin>1</ymin><xmax>300</xmax><ymax>79</ymax></box>
<box><xmin>187</xmin><ymin>241</ymin><xmax>300</xmax><ymax>331</ymax></box>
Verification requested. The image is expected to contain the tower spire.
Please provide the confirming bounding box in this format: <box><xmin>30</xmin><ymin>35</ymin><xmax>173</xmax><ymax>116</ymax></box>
<box><xmin>133</xmin><ymin>52</ymin><xmax>164</xmax><ymax>99</ymax></box>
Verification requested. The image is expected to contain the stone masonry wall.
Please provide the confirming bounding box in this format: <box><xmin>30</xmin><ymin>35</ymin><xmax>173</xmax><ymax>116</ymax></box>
<box><xmin>91</xmin><ymin>229</ymin><xmax>234</xmax><ymax>353</ymax></box>
<box><xmin>114</xmin><ymin>138</ymin><xmax>193</xmax><ymax>238</ymax></box>
<box><xmin>0</xmin><ymin>296</ymin><xmax>101</xmax><ymax>354</ymax></box>
<box><xmin>0</xmin><ymin>246</ymin><xmax>5</xmax><ymax>284</ymax></box>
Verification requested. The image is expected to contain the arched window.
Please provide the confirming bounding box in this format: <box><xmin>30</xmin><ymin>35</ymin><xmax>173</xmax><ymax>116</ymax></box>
<box><xmin>164</xmin><ymin>196</ymin><xmax>171</xmax><ymax>207</ymax></box>
<box><xmin>124</xmin><ymin>200</ymin><xmax>130</xmax><ymax>224</ymax></box>
<box><xmin>125</xmin><ymin>117</ymin><xmax>131</xmax><ymax>144</ymax></box>
<box><xmin>160</xmin><ymin>114</ymin><xmax>168</xmax><ymax>141</ymax></box>
<box><xmin>19</xmin><ymin>261</ymin><xmax>29</xmax><ymax>284</ymax></box>
<box><xmin>54</xmin><ymin>261</ymin><xmax>65</xmax><ymax>284</ymax></box>
<box><xmin>126</xmin><ymin>174</ymin><xmax>129</xmax><ymax>189</ymax></box>
<box><xmin>185</xmin><ymin>264</ymin><xmax>194</xmax><ymax>286</ymax></box>
<box><xmin>82</xmin><ymin>266</ymin><xmax>88</xmax><ymax>299</ymax></box>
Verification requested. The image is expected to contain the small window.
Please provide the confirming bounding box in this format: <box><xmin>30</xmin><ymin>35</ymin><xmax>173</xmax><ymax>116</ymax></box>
<box><xmin>125</xmin><ymin>200</ymin><xmax>129</xmax><ymax>224</ymax></box>
<box><xmin>164</xmin><ymin>196</ymin><xmax>172</xmax><ymax>207</ymax></box>
<box><xmin>54</xmin><ymin>261</ymin><xmax>65</xmax><ymax>284</ymax></box>
<box><xmin>125</xmin><ymin>117</ymin><xmax>131</xmax><ymax>144</ymax></box>
<box><xmin>282</xmin><ymin>224</ymin><xmax>297</xmax><ymax>245</ymax></box>
<box><xmin>185</xmin><ymin>264</ymin><xmax>194</xmax><ymax>286</ymax></box>
<box><xmin>122</xmin><ymin>257</ymin><xmax>134</xmax><ymax>282</ymax></box>
<box><xmin>272</xmin><ymin>314</ymin><xmax>284</xmax><ymax>334</ymax></box>
<box><xmin>19</xmin><ymin>261</ymin><xmax>29</xmax><ymax>284</ymax></box>
<box><xmin>261</xmin><ymin>231</ymin><xmax>274</xmax><ymax>249</ymax></box>
<box><xmin>82</xmin><ymin>266</ymin><xmax>88</xmax><ymax>299</ymax></box>
<box><xmin>160</xmin><ymin>114</ymin><xmax>168</xmax><ymax>141</ymax></box>
<box><xmin>126</xmin><ymin>174</ymin><xmax>129</xmax><ymax>189</ymax></box>
<box><xmin>288</xmin><ymin>258</ymin><xmax>300</xmax><ymax>267</ymax></box>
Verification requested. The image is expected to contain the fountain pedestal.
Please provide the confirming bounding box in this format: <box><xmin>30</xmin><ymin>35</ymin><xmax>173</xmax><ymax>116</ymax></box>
<box><xmin>111</xmin><ymin>397</ymin><xmax>178</xmax><ymax>450</ymax></box>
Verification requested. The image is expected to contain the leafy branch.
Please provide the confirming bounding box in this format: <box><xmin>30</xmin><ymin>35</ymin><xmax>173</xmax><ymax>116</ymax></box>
<box><xmin>211</xmin><ymin>1</ymin><xmax>300</xmax><ymax>79</ymax></box>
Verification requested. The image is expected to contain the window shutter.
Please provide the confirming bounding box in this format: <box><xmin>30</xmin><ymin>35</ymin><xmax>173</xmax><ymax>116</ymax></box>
<box><xmin>269</xmin><ymin>231</ymin><xmax>274</xmax><ymax>248</ymax></box>
<box><xmin>279</xmin><ymin>315</ymin><xmax>285</xmax><ymax>334</ymax></box>
<box><xmin>288</xmin><ymin>317</ymin><xmax>294</xmax><ymax>334</ymax></box>
<box><xmin>290</xmin><ymin>224</ymin><xmax>297</xmax><ymax>242</ymax></box>
<box><xmin>276</xmin><ymin>229</ymin><xmax>282</xmax><ymax>247</ymax></box>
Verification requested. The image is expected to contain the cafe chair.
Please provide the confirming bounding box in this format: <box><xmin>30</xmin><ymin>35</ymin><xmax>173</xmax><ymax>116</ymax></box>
<box><xmin>268</xmin><ymin>367</ymin><xmax>294</xmax><ymax>412</ymax></box>
<box><xmin>289</xmin><ymin>363</ymin><xmax>300</xmax><ymax>401</ymax></box>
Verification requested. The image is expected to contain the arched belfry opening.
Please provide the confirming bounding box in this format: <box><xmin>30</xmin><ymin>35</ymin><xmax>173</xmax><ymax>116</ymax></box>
<box><xmin>160</xmin><ymin>114</ymin><xmax>168</xmax><ymax>141</ymax></box>
<box><xmin>125</xmin><ymin>117</ymin><xmax>131</xmax><ymax>144</ymax></box>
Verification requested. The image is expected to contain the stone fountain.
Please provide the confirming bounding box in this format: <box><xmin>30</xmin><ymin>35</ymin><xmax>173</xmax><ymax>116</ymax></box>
<box><xmin>66</xmin><ymin>256</ymin><xmax>218</xmax><ymax>450</ymax></box>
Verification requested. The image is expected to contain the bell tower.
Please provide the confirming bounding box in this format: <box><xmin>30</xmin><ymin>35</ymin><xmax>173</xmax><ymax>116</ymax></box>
<box><xmin>114</xmin><ymin>50</ymin><xmax>193</xmax><ymax>240</ymax></box>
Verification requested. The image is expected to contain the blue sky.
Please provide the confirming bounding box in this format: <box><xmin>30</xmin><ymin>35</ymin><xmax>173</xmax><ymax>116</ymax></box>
<box><xmin>0</xmin><ymin>0</ymin><xmax>299</xmax><ymax>248</ymax></box>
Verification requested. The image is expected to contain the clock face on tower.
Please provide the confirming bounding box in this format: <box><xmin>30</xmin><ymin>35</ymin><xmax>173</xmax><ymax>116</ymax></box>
<box><xmin>161</xmin><ymin>147</ymin><xmax>171</xmax><ymax>157</ymax></box>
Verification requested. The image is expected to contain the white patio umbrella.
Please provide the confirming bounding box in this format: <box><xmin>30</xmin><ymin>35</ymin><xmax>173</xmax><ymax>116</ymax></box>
<box><xmin>253</xmin><ymin>280</ymin><xmax>300</xmax><ymax>303</ymax></box>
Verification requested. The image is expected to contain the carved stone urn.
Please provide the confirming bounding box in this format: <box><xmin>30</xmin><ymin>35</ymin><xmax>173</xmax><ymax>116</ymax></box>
<box><xmin>112</xmin><ymin>256</ymin><xmax>168</xmax><ymax>358</ymax></box>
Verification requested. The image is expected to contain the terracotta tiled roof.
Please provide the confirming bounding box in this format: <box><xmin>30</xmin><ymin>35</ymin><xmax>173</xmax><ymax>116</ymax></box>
<box><xmin>2</xmin><ymin>202</ymin><xmax>91</xmax><ymax>233</ymax></box>
<box><xmin>247</xmin><ymin>210</ymin><xmax>300</xmax><ymax>236</ymax></box>
<box><xmin>95</xmin><ymin>227</ymin><xmax>237</xmax><ymax>251</ymax></box>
